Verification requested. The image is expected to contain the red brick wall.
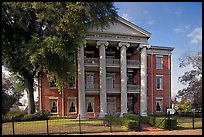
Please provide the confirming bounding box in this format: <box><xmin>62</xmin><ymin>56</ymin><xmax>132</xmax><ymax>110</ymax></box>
<box><xmin>39</xmin><ymin>50</ymin><xmax>172</xmax><ymax>117</ymax></box>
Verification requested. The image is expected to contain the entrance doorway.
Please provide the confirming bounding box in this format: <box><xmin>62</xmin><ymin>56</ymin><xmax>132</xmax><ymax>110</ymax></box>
<box><xmin>107</xmin><ymin>97</ymin><xmax>116</xmax><ymax>115</ymax></box>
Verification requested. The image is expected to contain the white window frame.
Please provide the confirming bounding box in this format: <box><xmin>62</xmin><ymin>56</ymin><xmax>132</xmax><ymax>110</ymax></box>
<box><xmin>68</xmin><ymin>72</ymin><xmax>76</xmax><ymax>89</ymax></box>
<box><xmin>48</xmin><ymin>77</ymin><xmax>57</xmax><ymax>89</ymax></box>
<box><xmin>156</xmin><ymin>97</ymin><xmax>163</xmax><ymax>112</ymax></box>
<box><xmin>68</xmin><ymin>97</ymin><xmax>77</xmax><ymax>114</ymax></box>
<box><xmin>156</xmin><ymin>75</ymin><xmax>163</xmax><ymax>90</ymax></box>
<box><xmin>86</xmin><ymin>97</ymin><xmax>94</xmax><ymax>113</ymax></box>
<box><xmin>86</xmin><ymin>73</ymin><xmax>94</xmax><ymax>89</ymax></box>
<box><xmin>156</xmin><ymin>55</ymin><xmax>163</xmax><ymax>69</ymax></box>
<box><xmin>49</xmin><ymin>97</ymin><xmax>58</xmax><ymax>114</ymax></box>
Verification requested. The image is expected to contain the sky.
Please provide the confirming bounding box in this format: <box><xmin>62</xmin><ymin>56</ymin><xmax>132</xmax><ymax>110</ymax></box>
<box><xmin>114</xmin><ymin>2</ymin><xmax>202</xmax><ymax>98</ymax></box>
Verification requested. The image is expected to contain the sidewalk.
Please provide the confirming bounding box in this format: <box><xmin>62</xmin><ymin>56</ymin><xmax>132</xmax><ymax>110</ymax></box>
<box><xmin>68</xmin><ymin>129</ymin><xmax>202</xmax><ymax>135</ymax></box>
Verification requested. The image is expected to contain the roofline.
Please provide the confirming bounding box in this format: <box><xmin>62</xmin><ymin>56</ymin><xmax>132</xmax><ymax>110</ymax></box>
<box><xmin>150</xmin><ymin>45</ymin><xmax>174</xmax><ymax>51</ymax></box>
<box><xmin>117</xmin><ymin>16</ymin><xmax>152</xmax><ymax>38</ymax></box>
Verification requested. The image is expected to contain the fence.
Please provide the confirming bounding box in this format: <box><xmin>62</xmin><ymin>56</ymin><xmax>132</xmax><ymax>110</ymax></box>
<box><xmin>2</xmin><ymin>114</ymin><xmax>128</xmax><ymax>135</ymax></box>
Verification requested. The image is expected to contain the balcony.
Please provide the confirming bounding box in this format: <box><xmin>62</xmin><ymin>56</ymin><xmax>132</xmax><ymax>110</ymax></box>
<box><xmin>85</xmin><ymin>84</ymin><xmax>100</xmax><ymax>94</ymax></box>
<box><xmin>106</xmin><ymin>59</ymin><xmax>120</xmax><ymax>67</ymax></box>
<box><xmin>84</xmin><ymin>58</ymin><xmax>99</xmax><ymax>66</ymax></box>
<box><xmin>127</xmin><ymin>60</ymin><xmax>140</xmax><ymax>68</ymax></box>
<box><xmin>127</xmin><ymin>84</ymin><xmax>140</xmax><ymax>93</ymax></box>
<box><xmin>107</xmin><ymin>84</ymin><xmax>120</xmax><ymax>93</ymax></box>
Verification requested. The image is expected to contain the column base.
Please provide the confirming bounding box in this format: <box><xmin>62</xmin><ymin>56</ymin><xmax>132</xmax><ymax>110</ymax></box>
<box><xmin>77</xmin><ymin>113</ymin><xmax>88</xmax><ymax>119</ymax></box>
<box><xmin>98</xmin><ymin>112</ymin><xmax>107</xmax><ymax>119</ymax></box>
<box><xmin>119</xmin><ymin>112</ymin><xmax>127</xmax><ymax>117</ymax></box>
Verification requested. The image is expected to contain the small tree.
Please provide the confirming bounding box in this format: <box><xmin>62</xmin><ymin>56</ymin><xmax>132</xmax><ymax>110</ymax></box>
<box><xmin>176</xmin><ymin>52</ymin><xmax>202</xmax><ymax>110</ymax></box>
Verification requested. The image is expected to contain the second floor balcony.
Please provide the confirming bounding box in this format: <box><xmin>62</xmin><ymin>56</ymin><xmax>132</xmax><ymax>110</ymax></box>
<box><xmin>84</xmin><ymin>58</ymin><xmax>140</xmax><ymax>68</ymax></box>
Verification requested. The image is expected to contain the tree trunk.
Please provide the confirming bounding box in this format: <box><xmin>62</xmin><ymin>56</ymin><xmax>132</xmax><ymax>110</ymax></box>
<box><xmin>24</xmin><ymin>75</ymin><xmax>35</xmax><ymax>114</ymax></box>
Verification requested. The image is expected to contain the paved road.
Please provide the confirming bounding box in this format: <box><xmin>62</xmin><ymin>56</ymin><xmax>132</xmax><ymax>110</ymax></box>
<box><xmin>67</xmin><ymin>129</ymin><xmax>202</xmax><ymax>135</ymax></box>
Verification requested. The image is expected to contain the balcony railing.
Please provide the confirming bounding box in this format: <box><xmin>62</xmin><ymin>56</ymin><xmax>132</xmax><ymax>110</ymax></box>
<box><xmin>84</xmin><ymin>58</ymin><xmax>99</xmax><ymax>66</ymax></box>
<box><xmin>107</xmin><ymin>84</ymin><xmax>120</xmax><ymax>93</ymax></box>
<box><xmin>106</xmin><ymin>59</ymin><xmax>120</xmax><ymax>67</ymax></box>
<box><xmin>85</xmin><ymin>84</ymin><xmax>99</xmax><ymax>91</ymax></box>
<box><xmin>127</xmin><ymin>84</ymin><xmax>140</xmax><ymax>93</ymax></box>
<box><xmin>127</xmin><ymin>60</ymin><xmax>140</xmax><ymax>68</ymax></box>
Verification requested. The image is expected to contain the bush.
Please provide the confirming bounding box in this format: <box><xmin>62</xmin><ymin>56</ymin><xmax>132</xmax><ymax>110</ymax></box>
<box><xmin>32</xmin><ymin>110</ymin><xmax>51</xmax><ymax>120</ymax></box>
<box><xmin>105</xmin><ymin>115</ymin><xmax>139</xmax><ymax>131</ymax></box>
<box><xmin>48</xmin><ymin>115</ymin><xmax>76</xmax><ymax>120</ymax></box>
<box><xmin>21</xmin><ymin>114</ymin><xmax>33</xmax><ymax>121</ymax></box>
<box><xmin>5</xmin><ymin>108</ymin><xmax>26</xmax><ymax>122</ymax></box>
<box><xmin>155</xmin><ymin>117</ymin><xmax>177</xmax><ymax>130</ymax></box>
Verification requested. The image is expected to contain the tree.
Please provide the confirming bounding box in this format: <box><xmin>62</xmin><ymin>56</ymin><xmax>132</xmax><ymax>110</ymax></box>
<box><xmin>176</xmin><ymin>52</ymin><xmax>202</xmax><ymax>110</ymax></box>
<box><xmin>2</xmin><ymin>2</ymin><xmax>118</xmax><ymax>114</ymax></box>
<box><xmin>2</xmin><ymin>72</ymin><xmax>25</xmax><ymax>115</ymax></box>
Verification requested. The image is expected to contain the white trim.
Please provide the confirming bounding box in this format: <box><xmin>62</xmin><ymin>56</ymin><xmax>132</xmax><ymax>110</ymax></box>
<box><xmin>156</xmin><ymin>75</ymin><xmax>163</xmax><ymax>90</ymax></box>
<box><xmin>49</xmin><ymin>97</ymin><xmax>58</xmax><ymax>99</ymax></box>
<box><xmin>68</xmin><ymin>72</ymin><xmax>76</xmax><ymax>89</ymax></box>
<box><xmin>156</xmin><ymin>97</ymin><xmax>163</xmax><ymax>112</ymax></box>
<box><xmin>86</xmin><ymin>97</ymin><xmax>95</xmax><ymax>113</ymax></box>
<box><xmin>49</xmin><ymin>98</ymin><xmax>58</xmax><ymax>114</ymax></box>
<box><xmin>68</xmin><ymin>97</ymin><xmax>77</xmax><ymax>114</ymax></box>
<box><xmin>156</xmin><ymin>56</ymin><xmax>163</xmax><ymax>69</ymax></box>
<box><xmin>147</xmin><ymin>49</ymin><xmax>172</xmax><ymax>55</ymax></box>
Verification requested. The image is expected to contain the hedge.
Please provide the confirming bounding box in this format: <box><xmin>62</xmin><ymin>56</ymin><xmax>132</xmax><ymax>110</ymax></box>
<box><xmin>123</xmin><ymin>113</ymin><xmax>177</xmax><ymax>130</ymax></box>
<box><xmin>105</xmin><ymin>115</ymin><xmax>139</xmax><ymax>131</ymax></box>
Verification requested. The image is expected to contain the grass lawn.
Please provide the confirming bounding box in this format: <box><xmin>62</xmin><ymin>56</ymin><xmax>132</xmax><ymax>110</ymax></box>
<box><xmin>175</xmin><ymin>117</ymin><xmax>202</xmax><ymax>130</ymax></box>
<box><xmin>2</xmin><ymin>118</ymin><xmax>128</xmax><ymax>135</ymax></box>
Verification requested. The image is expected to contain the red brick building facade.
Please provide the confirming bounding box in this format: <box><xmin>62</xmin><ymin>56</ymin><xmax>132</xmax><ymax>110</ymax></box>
<box><xmin>38</xmin><ymin>16</ymin><xmax>174</xmax><ymax>118</ymax></box>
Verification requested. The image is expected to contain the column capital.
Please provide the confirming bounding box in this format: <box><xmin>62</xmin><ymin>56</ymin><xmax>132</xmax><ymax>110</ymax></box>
<box><xmin>97</xmin><ymin>40</ymin><xmax>109</xmax><ymax>46</ymax></box>
<box><xmin>118</xmin><ymin>42</ymin><xmax>130</xmax><ymax>48</ymax></box>
<box><xmin>139</xmin><ymin>43</ymin><xmax>151</xmax><ymax>49</ymax></box>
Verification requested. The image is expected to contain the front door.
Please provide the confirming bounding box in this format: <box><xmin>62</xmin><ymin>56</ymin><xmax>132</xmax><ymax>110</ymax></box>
<box><xmin>107</xmin><ymin>97</ymin><xmax>116</xmax><ymax>115</ymax></box>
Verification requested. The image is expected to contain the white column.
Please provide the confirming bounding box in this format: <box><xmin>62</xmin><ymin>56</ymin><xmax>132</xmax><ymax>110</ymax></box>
<box><xmin>97</xmin><ymin>41</ymin><xmax>108</xmax><ymax>118</ymax></box>
<box><xmin>140</xmin><ymin>43</ymin><xmax>150</xmax><ymax>116</ymax></box>
<box><xmin>77</xmin><ymin>41</ymin><xmax>87</xmax><ymax>119</ymax></box>
<box><xmin>119</xmin><ymin>42</ymin><xmax>130</xmax><ymax>117</ymax></box>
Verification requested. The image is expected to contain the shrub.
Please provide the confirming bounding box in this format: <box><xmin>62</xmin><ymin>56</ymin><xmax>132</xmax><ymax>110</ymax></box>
<box><xmin>32</xmin><ymin>110</ymin><xmax>51</xmax><ymax>120</ymax></box>
<box><xmin>21</xmin><ymin>114</ymin><xmax>33</xmax><ymax>121</ymax></box>
<box><xmin>48</xmin><ymin>115</ymin><xmax>76</xmax><ymax>120</ymax></box>
<box><xmin>155</xmin><ymin>117</ymin><xmax>177</xmax><ymax>130</ymax></box>
<box><xmin>105</xmin><ymin>115</ymin><xmax>139</xmax><ymax>131</ymax></box>
<box><xmin>5</xmin><ymin>108</ymin><xmax>26</xmax><ymax>122</ymax></box>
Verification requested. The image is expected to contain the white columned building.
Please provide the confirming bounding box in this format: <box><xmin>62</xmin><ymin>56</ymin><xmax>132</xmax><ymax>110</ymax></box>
<box><xmin>140</xmin><ymin>43</ymin><xmax>151</xmax><ymax>116</ymax></box>
<box><xmin>97</xmin><ymin>41</ymin><xmax>109</xmax><ymax>118</ymax></box>
<box><xmin>119</xmin><ymin>42</ymin><xmax>130</xmax><ymax>117</ymax></box>
<box><xmin>77</xmin><ymin>42</ymin><xmax>88</xmax><ymax>119</ymax></box>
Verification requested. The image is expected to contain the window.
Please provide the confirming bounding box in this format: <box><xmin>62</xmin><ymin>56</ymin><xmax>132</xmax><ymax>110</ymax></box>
<box><xmin>68</xmin><ymin>97</ymin><xmax>77</xmax><ymax>113</ymax></box>
<box><xmin>50</xmin><ymin>99</ymin><xmax>58</xmax><ymax>113</ymax></box>
<box><xmin>68</xmin><ymin>73</ymin><xmax>76</xmax><ymax>89</ymax></box>
<box><xmin>86</xmin><ymin>97</ymin><xmax>94</xmax><ymax>113</ymax></box>
<box><xmin>127</xmin><ymin>97</ymin><xmax>134</xmax><ymax>114</ymax></box>
<box><xmin>49</xmin><ymin>77</ymin><xmax>57</xmax><ymax>88</ymax></box>
<box><xmin>86</xmin><ymin>73</ymin><xmax>94</xmax><ymax>88</ymax></box>
<box><xmin>156</xmin><ymin>56</ymin><xmax>163</xmax><ymax>69</ymax></box>
<box><xmin>156</xmin><ymin>76</ymin><xmax>163</xmax><ymax>90</ymax></box>
<box><xmin>156</xmin><ymin>98</ymin><xmax>163</xmax><ymax>112</ymax></box>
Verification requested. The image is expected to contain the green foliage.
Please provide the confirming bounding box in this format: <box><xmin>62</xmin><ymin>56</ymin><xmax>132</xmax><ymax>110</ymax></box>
<box><xmin>2</xmin><ymin>2</ymin><xmax>118</xmax><ymax>113</ymax></box>
<box><xmin>155</xmin><ymin>118</ymin><xmax>177</xmax><ymax>130</ymax></box>
<box><xmin>177</xmin><ymin>52</ymin><xmax>202</xmax><ymax>109</ymax></box>
<box><xmin>2</xmin><ymin>72</ymin><xmax>24</xmax><ymax>115</ymax></box>
<box><xmin>5</xmin><ymin>108</ymin><xmax>27</xmax><ymax>122</ymax></box>
<box><xmin>105</xmin><ymin>115</ymin><xmax>139</xmax><ymax>131</ymax></box>
<box><xmin>48</xmin><ymin>115</ymin><xmax>76</xmax><ymax>120</ymax></box>
<box><xmin>177</xmin><ymin>98</ymin><xmax>192</xmax><ymax>113</ymax></box>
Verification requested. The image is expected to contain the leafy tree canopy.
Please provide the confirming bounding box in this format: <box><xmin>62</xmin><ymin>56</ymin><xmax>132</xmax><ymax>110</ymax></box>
<box><xmin>176</xmin><ymin>52</ymin><xmax>202</xmax><ymax>110</ymax></box>
<box><xmin>2</xmin><ymin>2</ymin><xmax>118</xmax><ymax>113</ymax></box>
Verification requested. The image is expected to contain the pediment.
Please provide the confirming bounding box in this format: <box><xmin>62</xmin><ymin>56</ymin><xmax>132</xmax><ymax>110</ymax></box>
<box><xmin>87</xmin><ymin>16</ymin><xmax>151</xmax><ymax>38</ymax></box>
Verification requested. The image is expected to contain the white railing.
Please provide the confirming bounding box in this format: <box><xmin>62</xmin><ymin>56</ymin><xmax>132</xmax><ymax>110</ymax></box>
<box><xmin>107</xmin><ymin>84</ymin><xmax>120</xmax><ymax>93</ymax></box>
<box><xmin>106</xmin><ymin>59</ymin><xmax>120</xmax><ymax>67</ymax></box>
<box><xmin>127</xmin><ymin>84</ymin><xmax>140</xmax><ymax>93</ymax></box>
<box><xmin>85</xmin><ymin>84</ymin><xmax>99</xmax><ymax>91</ymax></box>
<box><xmin>127</xmin><ymin>60</ymin><xmax>140</xmax><ymax>68</ymax></box>
<box><xmin>84</xmin><ymin>58</ymin><xmax>99</xmax><ymax>66</ymax></box>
